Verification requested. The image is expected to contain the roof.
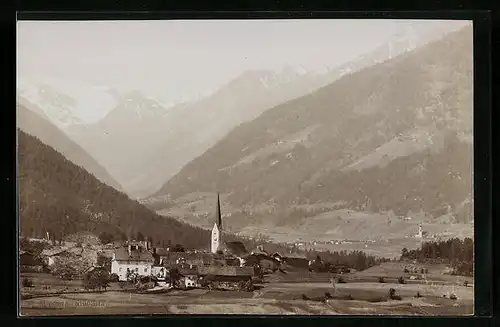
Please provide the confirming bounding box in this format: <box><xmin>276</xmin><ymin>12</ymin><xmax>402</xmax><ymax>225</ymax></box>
<box><xmin>158</xmin><ymin>251</ymin><xmax>236</xmax><ymax>263</ymax></box>
<box><xmin>20</xmin><ymin>252</ymin><xmax>44</xmax><ymax>266</ymax></box>
<box><xmin>246</xmin><ymin>253</ymin><xmax>277</xmax><ymax>261</ymax></box>
<box><xmin>114</xmin><ymin>247</ymin><xmax>154</xmax><ymax>262</ymax></box>
<box><xmin>179</xmin><ymin>266</ymin><xmax>199</xmax><ymax>276</ymax></box>
<box><xmin>41</xmin><ymin>246</ymin><xmax>72</xmax><ymax>257</ymax></box>
<box><xmin>197</xmin><ymin>265</ymin><xmax>254</xmax><ymax>277</ymax></box>
<box><xmin>215</xmin><ymin>192</ymin><xmax>222</xmax><ymax>229</ymax></box>
<box><xmin>283</xmin><ymin>254</ymin><xmax>309</xmax><ymax>260</ymax></box>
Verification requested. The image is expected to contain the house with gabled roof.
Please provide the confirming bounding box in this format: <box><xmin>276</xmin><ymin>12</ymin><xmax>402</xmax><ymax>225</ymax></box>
<box><xmin>111</xmin><ymin>243</ymin><xmax>154</xmax><ymax>281</ymax></box>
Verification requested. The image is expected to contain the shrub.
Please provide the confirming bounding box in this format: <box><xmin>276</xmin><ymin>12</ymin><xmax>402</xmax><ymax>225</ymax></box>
<box><xmin>22</xmin><ymin>278</ymin><xmax>33</xmax><ymax>288</ymax></box>
<box><xmin>389</xmin><ymin>288</ymin><xmax>402</xmax><ymax>300</ymax></box>
<box><xmin>337</xmin><ymin>276</ymin><xmax>346</xmax><ymax>283</ymax></box>
<box><xmin>449</xmin><ymin>293</ymin><xmax>457</xmax><ymax>300</ymax></box>
<box><xmin>403</xmin><ymin>268</ymin><xmax>410</xmax><ymax>273</ymax></box>
<box><xmin>109</xmin><ymin>273</ymin><xmax>119</xmax><ymax>282</ymax></box>
<box><xmin>378</xmin><ymin>277</ymin><xmax>385</xmax><ymax>283</ymax></box>
<box><xmin>76</xmin><ymin>242</ymin><xmax>82</xmax><ymax>248</ymax></box>
<box><xmin>398</xmin><ymin>276</ymin><xmax>405</xmax><ymax>284</ymax></box>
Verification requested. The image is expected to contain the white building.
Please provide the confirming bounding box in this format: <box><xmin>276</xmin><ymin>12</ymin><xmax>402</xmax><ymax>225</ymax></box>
<box><xmin>184</xmin><ymin>275</ymin><xmax>197</xmax><ymax>288</ymax></box>
<box><xmin>111</xmin><ymin>243</ymin><xmax>154</xmax><ymax>281</ymax></box>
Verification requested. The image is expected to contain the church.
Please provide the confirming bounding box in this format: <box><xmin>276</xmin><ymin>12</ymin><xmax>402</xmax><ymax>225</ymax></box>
<box><xmin>211</xmin><ymin>192</ymin><xmax>223</xmax><ymax>253</ymax></box>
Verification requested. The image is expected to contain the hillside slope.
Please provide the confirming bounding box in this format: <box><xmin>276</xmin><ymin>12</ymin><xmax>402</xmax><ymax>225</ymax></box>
<box><xmin>17</xmin><ymin>129</ymin><xmax>212</xmax><ymax>248</ymax></box>
<box><xmin>152</xmin><ymin>26</ymin><xmax>473</xmax><ymax>225</ymax></box>
<box><xmin>66</xmin><ymin>70</ymin><xmax>338</xmax><ymax>198</ymax></box>
<box><xmin>17</xmin><ymin>101</ymin><xmax>123</xmax><ymax>191</ymax></box>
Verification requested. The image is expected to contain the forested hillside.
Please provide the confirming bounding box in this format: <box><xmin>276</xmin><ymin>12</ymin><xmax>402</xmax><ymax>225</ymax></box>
<box><xmin>17</xmin><ymin>102</ymin><xmax>123</xmax><ymax>191</ymax></box>
<box><xmin>18</xmin><ymin>130</ymin><xmax>211</xmax><ymax>248</ymax></box>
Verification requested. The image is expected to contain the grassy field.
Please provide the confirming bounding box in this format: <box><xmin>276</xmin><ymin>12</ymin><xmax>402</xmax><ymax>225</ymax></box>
<box><xmin>20</xmin><ymin>262</ymin><xmax>473</xmax><ymax>316</ymax></box>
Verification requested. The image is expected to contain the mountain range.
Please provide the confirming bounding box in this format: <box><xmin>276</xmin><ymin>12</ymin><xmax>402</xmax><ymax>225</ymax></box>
<box><xmin>17</xmin><ymin>100</ymin><xmax>123</xmax><ymax>191</ymax></box>
<box><xmin>147</xmin><ymin>26</ymin><xmax>473</xmax><ymax>233</ymax></box>
<box><xmin>17</xmin><ymin>21</ymin><xmax>469</xmax><ymax>201</ymax></box>
<box><xmin>64</xmin><ymin>67</ymin><xmax>337</xmax><ymax>198</ymax></box>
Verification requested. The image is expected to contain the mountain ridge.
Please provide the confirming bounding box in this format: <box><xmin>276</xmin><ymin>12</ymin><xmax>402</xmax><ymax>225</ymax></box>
<box><xmin>150</xmin><ymin>26</ymin><xmax>473</xmax><ymax>228</ymax></box>
<box><xmin>17</xmin><ymin>102</ymin><xmax>123</xmax><ymax>191</ymax></box>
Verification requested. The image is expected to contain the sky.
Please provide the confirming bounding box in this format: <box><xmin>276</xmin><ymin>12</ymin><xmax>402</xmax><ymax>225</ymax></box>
<box><xmin>17</xmin><ymin>19</ymin><xmax>468</xmax><ymax>105</ymax></box>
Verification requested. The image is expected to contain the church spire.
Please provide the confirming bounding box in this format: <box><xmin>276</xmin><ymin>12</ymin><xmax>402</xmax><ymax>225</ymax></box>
<box><xmin>215</xmin><ymin>192</ymin><xmax>222</xmax><ymax>229</ymax></box>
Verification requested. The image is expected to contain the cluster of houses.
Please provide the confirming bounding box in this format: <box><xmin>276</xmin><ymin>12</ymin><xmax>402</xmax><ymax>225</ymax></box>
<box><xmin>108</xmin><ymin>194</ymin><xmax>314</xmax><ymax>289</ymax></box>
<box><xmin>20</xmin><ymin>193</ymin><xmax>328</xmax><ymax>291</ymax></box>
<box><xmin>109</xmin><ymin>239</ymin><xmax>314</xmax><ymax>289</ymax></box>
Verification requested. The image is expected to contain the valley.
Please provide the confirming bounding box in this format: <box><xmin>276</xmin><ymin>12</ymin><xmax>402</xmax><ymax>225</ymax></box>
<box><xmin>17</xmin><ymin>20</ymin><xmax>474</xmax><ymax>317</ymax></box>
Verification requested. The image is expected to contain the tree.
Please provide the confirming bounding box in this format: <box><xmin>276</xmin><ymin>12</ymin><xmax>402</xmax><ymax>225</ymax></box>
<box><xmin>172</xmin><ymin>244</ymin><xmax>185</xmax><ymax>252</ymax></box>
<box><xmin>84</xmin><ymin>268</ymin><xmax>110</xmax><ymax>291</ymax></box>
<box><xmin>22</xmin><ymin>278</ymin><xmax>33</xmax><ymax>288</ymax></box>
<box><xmin>136</xmin><ymin>232</ymin><xmax>145</xmax><ymax>241</ymax></box>
<box><xmin>119</xmin><ymin>232</ymin><xmax>128</xmax><ymax>241</ymax></box>
<box><xmin>169</xmin><ymin>267</ymin><xmax>181</xmax><ymax>289</ymax></box>
<box><xmin>98</xmin><ymin>232</ymin><xmax>114</xmax><ymax>245</ymax></box>
<box><xmin>97</xmin><ymin>254</ymin><xmax>112</xmax><ymax>272</ymax></box>
<box><xmin>109</xmin><ymin>273</ymin><xmax>119</xmax><ymax>282</ymax></box>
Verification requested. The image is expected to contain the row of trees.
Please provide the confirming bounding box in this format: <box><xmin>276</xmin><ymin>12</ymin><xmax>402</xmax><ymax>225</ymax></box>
<box><xmin>401</xmin><ymin>237</ymin><xmax>473</xmax><ymax>263</ymax></box>
<box><xmin>401</xmin><ymin>237</ymin><xmax>473</xmax><ymax>276</ymax></box>
<box><xmin>305</xmin><ymin>249</ymin><xmax>390</xmax><ymax>271</ymax></box>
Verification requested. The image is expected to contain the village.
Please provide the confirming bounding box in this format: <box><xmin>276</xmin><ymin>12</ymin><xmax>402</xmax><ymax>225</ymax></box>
<box><xmin>19</xmin><ymin>194</ymin><xmax>474</xmax><ymax>315</ymax></box>
<box><xmin>19</xmin><ymin>195</ymin><xmax>334</xmax><ymax>295</ymax></box>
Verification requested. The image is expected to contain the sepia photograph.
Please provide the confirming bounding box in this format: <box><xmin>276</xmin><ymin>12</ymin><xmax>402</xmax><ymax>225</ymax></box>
<box><xmin>17</xmin><ymin>18</ymin><xmax>474</xmax><ymax>316</ymax></box>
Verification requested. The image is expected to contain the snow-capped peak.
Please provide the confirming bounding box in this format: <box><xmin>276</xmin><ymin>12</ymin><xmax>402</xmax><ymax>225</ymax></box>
<box><xmin>17</xmin><ymin>76</ymin><xmax>118</xmax><ymax>129</ymax></box>
<box><xmin>113</xmin><ymin>89</ymin><xmax>168</xmax><ymax>119</ymax></box>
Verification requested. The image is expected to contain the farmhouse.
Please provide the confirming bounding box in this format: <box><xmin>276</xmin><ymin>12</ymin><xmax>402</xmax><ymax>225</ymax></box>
<box><xmin>111</xmin><ymin>243</ymin><xmax>154</xmax><ymax>281</ymax></box>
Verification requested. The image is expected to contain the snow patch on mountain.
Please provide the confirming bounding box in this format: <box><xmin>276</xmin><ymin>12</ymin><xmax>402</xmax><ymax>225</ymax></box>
<box><xmin>18</xmin><ymin>76</ymin><xmax>118</xmax><ymax>128</ymax></box>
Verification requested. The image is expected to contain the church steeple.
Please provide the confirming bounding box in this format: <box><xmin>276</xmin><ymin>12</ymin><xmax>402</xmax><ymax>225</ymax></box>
<box><xmin>215</xmin><ymin>192</ymin><xmax>222</xmax><ymax>229</ymax></box>
<box><xmin>211</xmin><ymin>192</ymin><xmax>222</xmax><ymax>253</ymax></box>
